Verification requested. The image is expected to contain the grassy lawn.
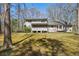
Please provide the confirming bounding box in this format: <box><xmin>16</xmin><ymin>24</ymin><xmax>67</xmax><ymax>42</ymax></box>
<box><xmin>0</xmin><ymin>32</ymin><xmax>79</xmax><ymax>56</ymax></box>
<box><xmin>0</xmin><ymin>33</ymin><xmax>31</xmax><ymax>46</ymax></box>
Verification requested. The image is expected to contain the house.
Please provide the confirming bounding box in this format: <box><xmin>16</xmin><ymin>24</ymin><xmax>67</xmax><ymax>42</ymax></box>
<box><xmin>24</xmin><ymin>18</ymin><xmax>72</xmax><ymax>33</ymax></box>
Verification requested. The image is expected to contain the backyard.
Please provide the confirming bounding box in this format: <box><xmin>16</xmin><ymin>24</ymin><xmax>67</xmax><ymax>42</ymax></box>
<box><xmin>0</xmin><ymin>32</ymin><xmax>79</xmax><ymax>56</ymax></box>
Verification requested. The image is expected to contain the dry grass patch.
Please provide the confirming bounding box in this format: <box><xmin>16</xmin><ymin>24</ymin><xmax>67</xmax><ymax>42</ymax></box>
<box><xmin>0</xmin><ymin>32</ymin><xmax>79</xmax><ymax>56</ymax></box>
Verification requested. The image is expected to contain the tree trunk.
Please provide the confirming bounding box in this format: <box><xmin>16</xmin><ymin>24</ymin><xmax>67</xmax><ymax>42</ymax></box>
<box><xmin>17</xmin><ymin>4</ymin><xmax>22</xmax><ymax>32</ymax></box>
<box><xmin>0</xmin><ymin>20</ymin><xmax>1</xmax><ymax>33</ymax></box>
<box><xmin>0</xmin><ymin>5</ymin><xmax>2</xmax><ymax>33</ymax></box>
<box><xmin>17</xmin><ymin>4</ymin><xmax>20</xmax><ymax>31</ymax></box>
<box><xmin>3</xmin><ymin>3</ymin><xmax>12</xmax><ymax>49</ymax></box>
<box><xmin>77</xmin><ymin>3</ymin><xmax>79</xmax><ymax>34</ymax></box>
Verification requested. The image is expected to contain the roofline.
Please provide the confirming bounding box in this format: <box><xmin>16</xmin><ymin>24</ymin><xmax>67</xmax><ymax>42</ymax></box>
<box><xmin>31</xmin><ymin>23</ymin><xmax>72</xmax><ymax>27</ymax></box>
<box><xmin>25</xmin><ymin>18</ymin><xmax>48</xmax><ymax>21</ymax></box>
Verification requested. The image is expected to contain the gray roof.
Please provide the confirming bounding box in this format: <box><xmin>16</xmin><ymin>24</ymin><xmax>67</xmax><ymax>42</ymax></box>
<box><xmin>48</xmin><ymin>21</ymin><xmax>63</xmax><ymax>25</ymax></box>
<box><xmin>25</xmin><ymin>18</ymin><xmax>47</xmax><ymax>21</ymax></box>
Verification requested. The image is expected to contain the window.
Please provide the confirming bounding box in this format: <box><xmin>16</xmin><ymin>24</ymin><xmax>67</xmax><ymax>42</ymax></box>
<box><xmin>38</xmin><ymin>31</ymin><xmax>41</xmax><ymax>33</ymax></box>
<box><xmin>59</xmin><ymin>25</ymin><xmax>62</xmax><ymax>29</ymax></box>
<box><xmin>33</xmin><ymin>31</ymin><xmax>36</xmax><ymax>33</ymax></box>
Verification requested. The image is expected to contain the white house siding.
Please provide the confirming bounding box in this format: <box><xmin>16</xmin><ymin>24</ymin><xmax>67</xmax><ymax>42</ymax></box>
<box><xmin>57</xmin><ymin>25</ymin><xmax>64</xmax><ymax>31</ymax></box>
<box><xmin>67</xmin><ymin>27</ymin><xmax>72</xmax><ymax>32</ymax></box>
<box><xmin>24</xmin><ymin>19</ymin><xmax>72</xmax><ymax>33</ymax></box>
<box><xmin>48</xmin><ymin>27</ymin><xmax>57</xmax><ymax>32</ymax></box>
<box><xmin>31</xmin><ymin>21</ymin><xmax>47</xmax><ymax>24</ymax></box>
<box><xmin>32</xmin><ymin>27</ymin><xmax>48</xmax><ymax>32</ymax></box>
<box><xmin>24</xmin><ymin>21</ymin><xmax>47</xmax><ymax>28</ymax></box>
<box><xmin>57</xmin><ymin>28</ymin><xmax>64</xmax><ymax>31</ymax></box>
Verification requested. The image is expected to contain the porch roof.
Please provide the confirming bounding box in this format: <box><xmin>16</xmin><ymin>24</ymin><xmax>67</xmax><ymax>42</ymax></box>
<box><xmin>25</xmin><ymin>18</ymin><xmax>47</xmax><ymax>21</ymax></box>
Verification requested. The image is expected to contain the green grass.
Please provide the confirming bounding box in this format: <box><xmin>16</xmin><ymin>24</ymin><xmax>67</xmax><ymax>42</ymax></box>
<box><xmin>0</xmin><ymin>33</ymin><xmax>30</xmax><ymax>45</ymax></box>
<box><xmin>0</xmin><ymin>32</ymin><xmax>79</xmax><ymax>56</ymax></box>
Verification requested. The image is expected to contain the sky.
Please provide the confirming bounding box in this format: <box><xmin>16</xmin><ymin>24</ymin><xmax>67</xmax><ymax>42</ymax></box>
<box><xmin>24</xmin><ymin>3</ymin><xmax>76</xmax><ymax>13</ymax></box>
<box><xmin>27</xmin><ymin>3</ymin><xmax>48</xmax><ymax>12</ymax></box>
<box><xmin>10</xmin><ymin>3</ymin><xmax>77</xmax><ymax>19</ymax></box>
<box><xmin>25</xmin><ymin>3</ymin><xmax>49</xmax><ymax>14</ymax></box>
<box><xmin>11</xmin><ymin>3</ymin><xmax>49</xmax><ymax>15</ymax></box>
<box><xmin>23</xmin><ymin>3</ymin><xmax>67</xmax><ymax>14</ymax></box>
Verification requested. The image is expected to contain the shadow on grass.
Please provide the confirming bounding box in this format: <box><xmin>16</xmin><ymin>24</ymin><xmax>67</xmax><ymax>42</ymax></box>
<box><xmin>13</xmin><ymin>34</ymin><xmax>33</xmax><ymax>45</ymax></box>
<box><xmin>19</xmin><ymin>38</ymin><xmax>67</xmax><ymax>56</ymax></box>
<box><xmin>0</xmin><ymin>34</ymin><xmax>34</xmax><ymax>56</ymax></box>
<box><xmin>0</xmin><ymin>48</ymin><xmax>13</xmax><ymax>56</ymax></box>
<box><xmin>0</xmin><ymin>38</ymin><xmax>75</xmax><ymax>56</ymax></box>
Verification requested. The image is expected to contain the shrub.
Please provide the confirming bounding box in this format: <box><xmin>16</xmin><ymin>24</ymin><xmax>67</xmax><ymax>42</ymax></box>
<box><xmin>24</xmin><ymin>25</ymin><xmax>31</xmax><ymax>33</ymax></box>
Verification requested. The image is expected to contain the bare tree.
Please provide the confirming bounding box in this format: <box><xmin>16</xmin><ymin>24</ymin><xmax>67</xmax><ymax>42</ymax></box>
<box><xmin>0</xmin><ymin>19</ymin><xmax>1</xmax><ymax>33</ymax></box>
<box><xmin>0</xmin><ymin>4</ymin><xmax>2</xmax><ymax>33</ymax></box>
<box><xmin>21</xmin><ymin>3</ymin><xmax>27</xmax><ymax>31</ymax></box>
<box><xmin>30</xmin><ymin>7</ymin><xmax>41</xmax><ymax>18</ymax></box>
<box><xmin>47</xmin><ymin>4</ymin><xmax>77</xmax><ymax>32</ymax></box>
<box><xmin>16</xmin><ymin>3</ymin><xmax>24</xmax><ymax>32</ymax></box>
<box><xmin>17</xmin><ymin>4</ymin><xmax>20</xmax><ymax>31</ymax></box>
<box><xmin>3</xmin><ymin>3</ymin><xmax>12</xmax><ymax>49</ymax></box>
<box><xmin>77</xmin><ymin>3</ymin><xmax>79</xmax><ymax>34</ymax></box>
